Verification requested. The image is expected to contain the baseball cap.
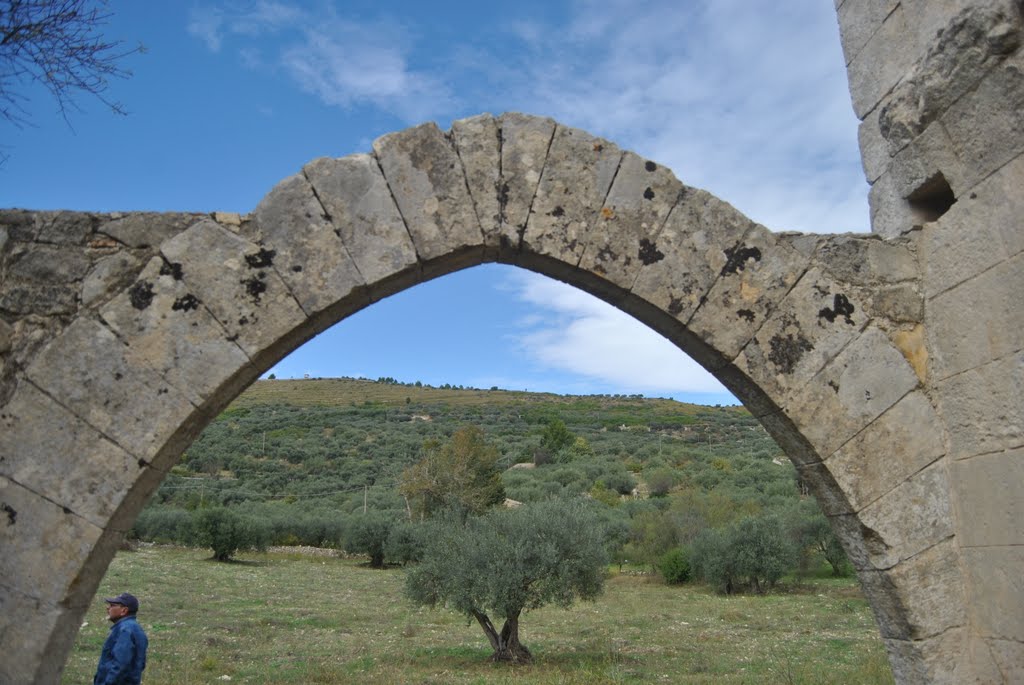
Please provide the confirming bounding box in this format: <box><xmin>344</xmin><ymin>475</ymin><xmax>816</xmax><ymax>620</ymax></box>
<box><xmin>103</xmin><ymin>592</ymin><xmax>139</xmax><ymax>613</ymax></box>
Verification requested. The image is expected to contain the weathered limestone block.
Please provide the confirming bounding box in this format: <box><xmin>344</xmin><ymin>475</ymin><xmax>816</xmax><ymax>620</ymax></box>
<box><xmin>987</xmin><ymin>638</ymin><xmax>1024</xmax><ymax>682</ymax></box>
<box><xmin>952</xmin><ymin>448</ymin><xmax>1024</xmax><ymax>547</ymax></box>
<box><xmin>0</xmin><ymin>477</ymin><xmax>105</xmax><ymax>604</ymax></box>
<box><xmin>34</xmin><ymin>211</ymin><xmax>95</xmax><ymax>245</ymax></box>
<box><xmin>372</xmin><ymin>122</ymin><xmax>483</xmax><ymax>268</ymax></box>
<box><xmin>524</xmin><ymin>123</ymin><xmax>621</xmax><ymax>268</ymax></box>
<box><xmin>0</xmin><ymin>281</ymin><xmax>78</xmax><ymax>315</ymax></box>
<box><xmin>5</xmin><ymin>244</ymin><xmax>91</xmax><ymax>283</ymax></box>
<box><xmin>846</xmin><ymin>4</ymin><xmax>916</xmax><ymax>118</ymax></box>
<box><xmin>943</xmin><ymin>51</ymin><xmax>1024</xmax><ymax>186</ymax></box>
<box><xmin>302</xmin><ymin>155</ymin><xmax>418</xmax><ymax>291</ymax></box>
<box><xmin>784</xmin><ymin>326</ymin><xmax>920</xmax><ymax>459</ymax></box>
<box><xmin>880</xmin><ymin>2</ymin><xmax>1022</xmax><ymax>156</ymax></box>
<box><xmin>98</xmin><ymin>212</ymin><xmax>200</xmax><ymax>250</ymax></box>
<box><xmin>629</xmin><ymin>188</ymin><xmax>746</xmax><ymax>329</ymax></box>
<box><xmin>815</xmin><ymin>234</ymin><xmax>919</xmax><ymax>287</ymax></box>
<box><xmin>733</xmin><ymin>267</ymin><xmax>869</xmax><ymax>404</ymax></box>
<box><xmin>868</xmin><ymin>170</ymin><xmax>921</xmax><ymax>238</ymax></box>
<box><xmin>253</xmin><ymin>171</ymin><xmax>365</xmax><ymax>314</ymax></box>
<box><xmin>858</xmin><ymin>106</ymin><xmax>890</xmax><ymax>184</ymax></box>
<box><xmin>688</xmin><ymin>225</ymin><xmax>804</xmax><ymax>361</ymax></box>
<box><xmin>927</xmin><ymin>252</ymin><xmax>1024</xmax><ymax>381</ymax></box>
<box><xmin>160</xmin><ymin>219</ymin><xmax>307</xmax><ymax>363</ymax></box>
<box><xmin>826</xmin><ymin>391</ymin><xmax>946</xmax><ymax>510</ymax></box>
<box><xmin>0</xmin><ymin>384</ymin><xmax>143</xmax><ymax>528</ymax></box>
<box><xmin>935</xmin><ymin>351</ymin><xmax>1024</xmax><ymax>460</ymax></box>
<box><xmin>577</xmin><ymin>152</ymin><xmax>684</xmax><ymax>291</ymax></box>
<box><xmin>859</xmin><ymin>538</ymin><xmax>966</xmax><ymax>639</ymax></box>
<box><xmin>497</xmin><ymin>113</ymin><xmax>556</xmax><ymax>256</ymax></box>
<box><xmin>882</xmin><ymin>628</ymin><xmax>970</xmax><ymax>685</ymax></box>
<box><xmin>99</xmin><ymin>257</ymin><xmax>253</xmax><ymax>407</ymax></box>
<box><xmin>836</xmin><ymin>0</ymin><xmax>899</xmax><ymax>66</ymax></box>
<box><xmin>886</xmin><ymin>122</ymin><xmax>968</xmax><ymax>207</ymax></box>
<box><xmin>0</xmin><ymin>589</ymin><xmax>73</xmax><ymax>685</ymax></box>
<box><xmin>0</xmin><ymin>317</ymin><xmax>11</xmax><ymax>353</ymax></box>
<box><xmin>81</xmin><ymin>251</ymin><xmax>143</xmax><ymax>307</ymax></box>
<box><xmin>925</xmin><ymin>153</ymin><xmax>1024</xmax><ymax>298</ymax></box>
<box><xmin>962</xmin><ymin>546</ymin><xmax>1024</xmax><ymax>640</ymax></box>
<box><xmin>24</xmin><ymin>317</ymin><xmax>198</xmax><ymax>462</ymax></box>
<box><xmin>450</xmin><ymin>114</ymin><xmax>502</xmax><ymax>253</ymax></box>
<box><xmin>857</xmin><ymin>460</ymin><xmax>954</xmax><ymax>569</ymax></box>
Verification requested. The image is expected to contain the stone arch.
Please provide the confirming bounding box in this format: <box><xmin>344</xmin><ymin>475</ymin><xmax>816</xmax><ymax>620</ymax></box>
<box><xmin>2</xmin><ymin>112</ymin><xmax>958</xmax><ymax>683</ymax></box>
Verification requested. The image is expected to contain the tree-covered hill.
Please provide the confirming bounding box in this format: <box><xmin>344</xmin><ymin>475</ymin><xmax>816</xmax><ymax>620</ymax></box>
<box><xmin>137</xmin><ymin>377</ymin><xmax>846</xmax><ymax>587</ymax></box>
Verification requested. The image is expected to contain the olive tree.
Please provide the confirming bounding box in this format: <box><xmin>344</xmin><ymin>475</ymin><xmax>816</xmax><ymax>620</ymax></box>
<box><xmin>405</xmin><ymin>498</ymin><xmax>608</xmax><ymax>663</ymax></box>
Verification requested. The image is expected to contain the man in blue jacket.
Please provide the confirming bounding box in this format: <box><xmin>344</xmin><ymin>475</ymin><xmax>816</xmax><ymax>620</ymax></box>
<box><xmin>93</xmin><ymin>592</ymin><xmax>148</xmax><ymax>685</ymax></box>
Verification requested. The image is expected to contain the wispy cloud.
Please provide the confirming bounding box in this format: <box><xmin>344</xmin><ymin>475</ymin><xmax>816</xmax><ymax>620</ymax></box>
<box><xmin>186</xmin><ymin>3</ymin><xmax>454</xmax><ymax>121</ymax></box>
<box><xmin>504</xmin><ymin>271</ymin><xmax>730</xmax><ymax>397</ymax></box>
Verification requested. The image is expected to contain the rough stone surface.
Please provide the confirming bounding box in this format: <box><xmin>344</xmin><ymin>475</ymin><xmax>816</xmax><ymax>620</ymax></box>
<box><xmin>496</xmin><ymin>113</ymin><xmax>556</xmax><ymax>257</ymax></box>
<box><xmin>253</xmin><ymin>171</ymin><xmax>365</xmax><ymax>315</ymax></box>
<box><xmin>450</xmin><ymin>114</ymin><xmax>503</xmax><ymax>254</ymax></box>
<box><xmin>99</xmin><ymin>257</ymin><xmax>253</xmax><ymax>407</ymax></box>
<box><xmin>525</xmin><ymin>123</ymin><xmax>621</xmax><ymax>268</ymax></box>
<box><xmin>372</xmin><ymin>122</ymin><xmax>483</xmax><ymax>268</ymax></box>
<box><xmin>951</xmin><ymin>448</ymin><xmax>1024</xmax><ymax>547</ymax></box>
<box><xmin>160</xmin><ymin>219</ymin><xmax>308</xmax><ymax>364</ymax></box>
<box><xmin>934</xmin><ymin>351</ymin><xmax>1024</xmax><ymax>460</ymax></box>
<box><xmin>962</xmin><ymin>546</ymin><xmax>1024</xmax><ymax>640</ymax></box>
<box><xmin>826</xmin><ymin>391</ymin><xmax>946</xmax><ymax>510</ymax></box>
<box><xmin>303</xmin><ymin>155</ymin><xmax>418</xmax><ymax>291</ymax></box>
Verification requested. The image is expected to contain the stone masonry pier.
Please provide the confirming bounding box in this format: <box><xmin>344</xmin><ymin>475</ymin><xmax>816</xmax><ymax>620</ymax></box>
<box><xmin>1</xmin><ymin>2</ymin><xmax>1022</xmax><ymax>682</ymax></box>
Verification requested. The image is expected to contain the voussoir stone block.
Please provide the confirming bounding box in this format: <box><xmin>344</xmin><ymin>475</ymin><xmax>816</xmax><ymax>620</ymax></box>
<box><xmin>882</xmin><ymin>627</ymin><xmax>970</xmax><ymax>685</ymax></box>
<box><xmin>253</xmin><ymin>171</ymin><xmax>365</xmax><ymax>314</ymax></box>
<box><xmin>0</xmin><ymin>383</ymin><xmax>143</xmax><ymax>528</ymax></box>
<box><xmin>856</xmin><ymin>460</ymin><xmax>954</xmax><ymax>569</ymax></box>
<box><xmin>629</xmin><ymin>188</ymin><xmax>748</xmax><ymax>329</ymax></box>
<box><xmin>81</xmin><ymin>251</ymin><xmax>144</xmax><ymax>307</ymax></box>
<box><xmin>97</xmin><ymin>212</ymin><xmax>199</xmax><ymax>249</ymax></box>
<box><xmin>160</xmin><ymin>218</ymin><xmax>307</xmax><ymax>363</ymax></box>
<box><xmin>498</xmin><ymin>113</ymin><xmax>557</xmax><ymax>256</ymax></box>
<box><xmin>302</xmin><ymin>154</ymin><xmax>418</xmax><ymax>290</ymax></box>
<box><xmin>0</xmin><ymin>588</ymin><xmax>68</xmax><ymax>684</ymax></box>
<box><xmin>576</xmin><ymin>152</ymin><xmax>684</xmax><ymax>291</ymax></box>
<box><xmin>859</xmin><ymin>538</ymin><xmax>966</xmax><ymax>640</ymax></box>
<box><xmin>99</xmin><ymin>256</ymin><xmax>253</xmax><ymax>407</ymax></box>
<box><xmin>826</xmin><ymin>391</ymin><xmax>946</xmax><ymax>511</ymax></box>
<box><xmin>451</xmin><ymin>114</ymin><xmax>502</xmax><ymax>253</ymax></box>
<box><xmin>733</xmin><ymin>266</ymin><xmax>869</xmax><ymax>405</ymax></box>
<box><xmin>0</xmin><ymin>476</ymin><xmax>104</xmax><ymax>605</ymax></box>
<box><xmin>688</xmin><ymin>225</ymin><xmax>805</xmax><ymax>361</ymax></box>
<box><xmin>784</xmin><ymin>326</ymin><xmax>920</xmax><ymax>459</ymax></box>
<box><xmin>24</xmin><ymin>317</ymin><xmax>197</xmax><ymax>463</ymax></box>
<box><xmin>524</xmin><ymin>123</ymin><xmax>622</xmax><ymax>267</ymax></box>
<box><xmin>373</xmin><ymin>122</ymin><xmax>483</xmax><ymax>266</ymax></box>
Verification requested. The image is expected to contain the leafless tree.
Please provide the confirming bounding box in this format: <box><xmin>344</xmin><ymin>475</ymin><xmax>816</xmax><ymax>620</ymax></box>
<box><xmin>0</xmin><ymin>0</ymin><xmax>142</xmax><ymax>129</ymax></box>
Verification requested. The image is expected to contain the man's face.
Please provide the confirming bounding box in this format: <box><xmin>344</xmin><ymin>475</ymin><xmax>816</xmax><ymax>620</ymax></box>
<box><xmin>105</xmin><ymin>602</ymin><xmax>129</xmax><ymax>623</ymax></box>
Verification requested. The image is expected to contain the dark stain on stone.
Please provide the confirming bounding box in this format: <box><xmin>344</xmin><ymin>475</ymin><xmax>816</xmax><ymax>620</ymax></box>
<box><xmin>238</xmin><ymin>316</ymin><xmax>249</xmax><ymax>326</ymax></box>
<box><xmin>645</xmin><ymin>160</ymin><xmax>657</xmax><ymax>172</ymax></box>
<box><xmin>550</xmin><ymin>206</ymin><xmax>565</xmax><ymax>217</ymax></box>
<box><xmin>114</xmin><ymin>372</ymin><xmax>123</xmax><ymax>380</ymax></box>
<box><xmin>291</xmin><ymin>265</ymin><xmax>303</xmax><ymax>272</ymax></box>
<box><xmin>668</xmin><ymin>297</ymin><xmax>684</xmax><ymax>316</ymax></box>
<box><xmin>242</xmin><ymin>275</ymin><xmax>267</xmax><ymax>301</ymax></box>
<box><xmin>819</xmin><ymin>293</ymin><xmax>856</xmax><ymax>325</ymax></box>
<box><xmin>172</xmin><ymin>294</ymin><xmax>200</xmax><ymax>312</ymax></box>
<box><xmin>593</xmin><ymin>143</ymin><xmax>604</xmax><ymax>152</ymax></box>
<box><xmin>128</xmin><ymin>280</ymin><xmax>155</xmax><ymax>310</ymax></box>
<box><xmin>597</xmin><ymin>246</ymin><xmax>617</xmax><ymax>262</ymax></box>
<box><xmin>226</xmin><ymin>333</ymin><xmax>240</xmax><ymax>342</ymax></box>
<box><xmin>828</xmin><ymin>380</ymin><xmax>839</xmax><ymax>393</ymax></box>
<box><xmin>721</xmin><ymin>245</ymin><xmax>762</xmax><ymax>276</ymax></box>
<box><xmin>643</xmin><ymin>187</ymin><xmax>655</xmax><ymax>200</ymax></box>
<box><xmin>2</xmin><ymin>503</ymin><xmax>16</xmax><ymax>525</ymax></box>
<box><xmin>768</xmin><ymin>332</ymin><xmax>814</xmax><ymax>374</ymax></box>
<box><xmin>638</xmin><ymin>238</ymin><xmax>664</xmax><ymax>265</ymax></box>
<box><xmin>62</xmin><ymin>506</ymin><xmax>72</xmax><ymax>515</ymax></box>
<box><xmin>160</xmin><ymin>261</ymin><xmax>184</xmax><ymax>280</ymax></box>
<box><xmin>246</xmin><ymin>248</ymin><xmax>276</xmax><ymax>269</ymax></box>
<box><xmin>137</xmin><ymin>458</ymin><xmax>147</xmax><ymax>468</ymax></box>
<box><xmin>736</xmin><ymin>309</ymin><xmax>755</xmax><ymax>322</ymax></box>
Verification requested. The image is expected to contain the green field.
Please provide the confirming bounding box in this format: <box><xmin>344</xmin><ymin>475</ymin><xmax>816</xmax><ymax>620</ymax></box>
<box><xmin>63</xmin><ymin>545</ymin><xmax>893</xmax><ymax>684</ymax></box>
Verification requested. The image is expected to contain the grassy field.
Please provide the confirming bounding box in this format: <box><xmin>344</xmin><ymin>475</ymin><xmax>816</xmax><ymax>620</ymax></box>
<box><xmin>62</xmin><ymin>546</ymin><xmax>893</xmax><ymax>684</ymax></box>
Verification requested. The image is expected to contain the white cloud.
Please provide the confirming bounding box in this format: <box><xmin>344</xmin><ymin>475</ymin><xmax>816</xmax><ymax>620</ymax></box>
<box><xmin>506</xmin><ymin>271</ymin><xmax>729</xmax><ymax>395</ymax></box>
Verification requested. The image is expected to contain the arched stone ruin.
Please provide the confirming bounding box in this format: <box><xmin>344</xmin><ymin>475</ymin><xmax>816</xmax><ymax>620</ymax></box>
<box><xmin>1</xmin><ymin>2</ymin><xmax>1021</xmax><ymax>682</ymax></box>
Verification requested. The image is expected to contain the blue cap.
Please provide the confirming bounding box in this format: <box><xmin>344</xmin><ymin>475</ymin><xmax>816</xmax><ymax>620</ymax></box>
<box><xmin>104</xmin><ymin>592</ymin><xmax>139</xmax><ymax>613</ymax></box>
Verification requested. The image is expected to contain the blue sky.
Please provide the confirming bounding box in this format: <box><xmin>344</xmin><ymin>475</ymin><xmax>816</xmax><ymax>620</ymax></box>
<box><xmin>2</xmin><ymin>1</ymin><xmax>867</xmax><ymax>405</ymax></box>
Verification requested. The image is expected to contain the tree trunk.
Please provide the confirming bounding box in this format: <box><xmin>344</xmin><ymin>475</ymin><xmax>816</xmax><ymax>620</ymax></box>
<box><xmin>472</xmin><ymin>609</ymin><xmax>532</xmax><ymax>664</ymax></box>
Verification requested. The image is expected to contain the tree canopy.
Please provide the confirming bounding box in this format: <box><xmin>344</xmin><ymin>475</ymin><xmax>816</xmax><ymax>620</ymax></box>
<box><xmin>405</xmin><ymin>498</ymin><xmax>608</xmax><ymax>663</ymax></box>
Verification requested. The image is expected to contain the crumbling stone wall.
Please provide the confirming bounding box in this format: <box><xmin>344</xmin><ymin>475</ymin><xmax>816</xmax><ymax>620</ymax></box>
<box><xmin>837</xmin><ymin>0</ymin><xmax>1024</xmax><ymax>681</ymax></box>
<box><xmin>0</xmin><ymin>2</ymin><xmax>1021</xmax><ymax>683</ymax></box>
